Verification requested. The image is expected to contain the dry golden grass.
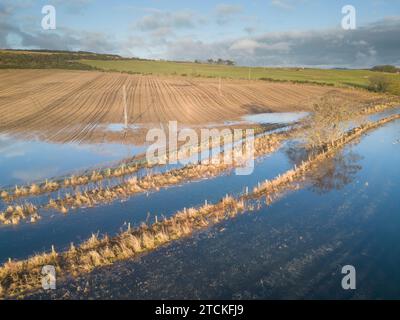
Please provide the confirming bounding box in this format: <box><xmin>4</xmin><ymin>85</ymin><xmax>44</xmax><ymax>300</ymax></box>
<box><xmin>0</xmin><ymin>204</ymin><xmax>39</xmax><ymax>225</ymax></box>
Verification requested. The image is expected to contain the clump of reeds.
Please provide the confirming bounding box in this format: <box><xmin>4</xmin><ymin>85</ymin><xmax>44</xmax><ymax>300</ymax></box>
<box><xmin>2</xmin><ymin>180</ymin><xmax>59</xmax><ymax>201</ymax></box>
<box><xmin>0</xmin><ymin>191</ymin><xmax>9</xmax><ymax>199</ymax></box>
<box><xmin>0</xmin><ymin>204</ymin><xmax>39</xmax><ymax>225</ymax></box>
<box><xmin>29</xmin><ymin>184</ymin><xmax>40</xmax><ymax>195</ymax></box>
<box><xmin>43</xmin><ymin>180</ymin><xmax>59</xmax><ymax>192</ymax></box>
<box><xmin>64</xmin><ymin>175</ymin><xmax>89</xmax><ymax>187</ymax></box>
<box><xmin>14</xmin><ymin>186</ymin><xmax>28</xmax><ymax>197</ymax></box>
<box><xmin>90</xmin><ymin>171</ymin><xmax>103</xmax><ymax>182</ymax></box>
<box><xmin>362</xmin><ymin>101</ymin><xmax>400</xmax><ymax>114</ymax></box>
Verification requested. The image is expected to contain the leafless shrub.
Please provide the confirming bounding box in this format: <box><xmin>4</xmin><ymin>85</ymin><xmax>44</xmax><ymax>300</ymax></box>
<box><xmin>368</xmin><ymin>75</ymin><xmax>391</xmax><ymax>93</ymax></box>
<box><xmin>303</xmin><ymin>93</ymin><xmax>362</xmax><ymax>150</ymax></box>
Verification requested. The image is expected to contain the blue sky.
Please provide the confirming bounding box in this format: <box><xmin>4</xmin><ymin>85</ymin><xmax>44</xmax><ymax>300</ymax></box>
<box><xmin>1</xmin><ymin>0</ymin><xmax>400</xmax><ymax>67</ymax></box>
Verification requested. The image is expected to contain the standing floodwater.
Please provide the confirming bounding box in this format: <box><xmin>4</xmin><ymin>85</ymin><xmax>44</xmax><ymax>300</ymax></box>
<box><xmin>28</xmin><ymin>118</ymin><xmax>400</xmax><ymax>299</ymax></box>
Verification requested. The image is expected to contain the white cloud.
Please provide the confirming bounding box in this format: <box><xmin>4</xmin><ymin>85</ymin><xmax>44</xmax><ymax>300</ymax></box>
<box><xmin>270</xmin><ymin>0</ymin><xmax>308</xmax><ymax>10</ymax></box>
<box><xmin>271</xmin><ymin>0</ymin><xmax>295</xmax><ymax>10</ymax></box>
<box><xmin>230</xmin><ymin>39</ymin><xmax>261</xmax><ymax>53</ymax></box>
<box><xmin>51</xmin><ymin>0</ymin><xmax>93</xmax><ymax>14</ymax></box>
<box><xmin>1</xmin><ymin>2</ymin><xmax>399</xmax><ymax>69</ymax></box>
<box><xmin>215</xmin><ymin>4</ymin><xmax>243</xmax><ymax>25</ymax></box>
<box><xmin>230</xmin><ymin>39</ymin><xmax>290</xmax><ymax>54</ymax></box>
<box><xmin>165</xmin><ymin>17</ymin><xmax>400</xmax><ymax>67</ymax></box>
<box><xmin>136</xmin><ymin>10</ymin><xmax>195</xmax><ymax>32</ymax></box>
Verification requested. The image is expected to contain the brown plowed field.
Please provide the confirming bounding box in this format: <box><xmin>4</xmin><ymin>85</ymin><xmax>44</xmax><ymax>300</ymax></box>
<box><xmin>0</xmin><ymin>69</ymin><xmax>380</xmax><ymax>143</ymax></box>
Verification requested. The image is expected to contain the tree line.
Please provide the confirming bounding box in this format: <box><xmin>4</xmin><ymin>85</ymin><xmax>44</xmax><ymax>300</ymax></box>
<box><xmin>194</xmin><ymin>58</ymin><xmax>236</xmax><ymax>66</ymax></box>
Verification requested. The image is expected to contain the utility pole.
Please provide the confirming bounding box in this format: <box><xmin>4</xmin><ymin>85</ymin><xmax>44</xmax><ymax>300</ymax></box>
<box><xmin>219</xmin><ymin>77</ymin><xmax>222</xmax><ymax>95</ymax></box>
<box><xmin>122</xmin><ymin>85</ymin><xmax>128</xmax><ymax>129</ymax></box>
<box><xmin>248</xmin><ymin>67</ymin><xmax>251</xmax><ymax>80</ymax></box>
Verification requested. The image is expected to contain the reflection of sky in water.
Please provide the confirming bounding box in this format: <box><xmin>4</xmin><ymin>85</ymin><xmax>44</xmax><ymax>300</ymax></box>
<box><xmin>0</xmin><ymin>135</ymin><xmax>147</xmax><ymax>186</ymax></box>
<box><xmin>198</xmin><ymin>112</ymin><xmax>310</xmax><ymax>128</ymax></box>
<box><xmin>243</xmin><ymin>112</ymin><xmax>309</xmax><ymax>124</ymax></box>
<box><xmin>127</xmin><ymin>112</ymin><xmax>310</xmax><ymax>129</ymax></box>
<box><xmin>103</xmin><ymin>123</ymin><xmax>141</xmax><ymax>132</ymax></box>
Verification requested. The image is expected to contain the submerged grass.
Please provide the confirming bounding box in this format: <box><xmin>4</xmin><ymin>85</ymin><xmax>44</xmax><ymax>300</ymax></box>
<box><xmin>1</xmin><ymin>113</ymin><xmax>399</xmax><ymax>298</ymax></box>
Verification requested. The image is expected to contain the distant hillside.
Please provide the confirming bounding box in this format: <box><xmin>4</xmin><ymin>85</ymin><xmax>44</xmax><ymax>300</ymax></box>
<box><xmin>371</xmin><ymin>65</ymin><xmax>400</xmax><ymax>73</ymax></box>
<box><xmin>0</xmin><ymin>49</ymin><xmax>123</xmax><ymax>70</ymax></box>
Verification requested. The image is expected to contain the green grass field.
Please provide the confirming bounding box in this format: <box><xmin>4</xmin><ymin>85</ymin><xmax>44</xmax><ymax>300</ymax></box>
<box><xmin>1</xmin><ymin>49</ymin><xmax>399</xmax><ymax>95</ymax></box>
<box><xmin>81</xmin><ymin>59</ymin><xmax>400</xmax><ymax>95</ymax></box>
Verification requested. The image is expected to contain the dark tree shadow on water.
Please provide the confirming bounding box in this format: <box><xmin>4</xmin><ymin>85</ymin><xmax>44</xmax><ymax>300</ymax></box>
<box><xmin>309</xmin><ymin>152</ymin><xmax>363</xmax><ymax>194</ymax></box>
<box><xmin>285</xmin><ymin>144</ymin><xmax>363</xmax><ymax>194</ymax></box>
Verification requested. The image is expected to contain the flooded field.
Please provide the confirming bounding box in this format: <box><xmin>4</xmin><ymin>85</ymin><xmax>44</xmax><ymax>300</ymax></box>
<box><xmin>0</xmin><ymin>77</ymin><xmax>399</xmax><ymax>299</ymax></box>
<box><xmin>0</xmin><ymin>134</ymin><xmax>290</xmax><ymax>263</ymax></box>
<box><xmin>2</xmin><ymin>0</ymin><xmax>400</xmax><ymax>306</ymax></box>
<box><xmin>27</xmin><ymin>117</ymin><xmax>400</xmax><ymax>299</ymax></box>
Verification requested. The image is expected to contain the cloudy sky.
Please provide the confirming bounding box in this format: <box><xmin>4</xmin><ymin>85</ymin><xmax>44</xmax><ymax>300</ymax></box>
<box><xmin>1</xmin><ymin>0</ymin><xmax>399</xmax><ymax>67</ymax></box>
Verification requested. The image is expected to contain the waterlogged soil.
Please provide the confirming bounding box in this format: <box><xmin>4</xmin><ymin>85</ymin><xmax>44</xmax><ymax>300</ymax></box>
<box><xmin>28</xmin><ymin>118</ymin><xmax>400</xmax><ymax>299</ymax></box>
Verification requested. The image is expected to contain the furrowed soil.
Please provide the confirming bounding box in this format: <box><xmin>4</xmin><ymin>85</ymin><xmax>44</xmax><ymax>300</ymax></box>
<box><xmin>0</xmin><ymin>69</ymin><xmax>382</xmax><ymax>144</ymax></box>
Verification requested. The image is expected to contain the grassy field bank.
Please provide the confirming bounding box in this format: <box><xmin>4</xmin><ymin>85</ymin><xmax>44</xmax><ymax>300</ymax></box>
<box><xmin>81</xmin><ymin>59</ymin><xmax>400</xmax><ymax>95</ymax></box>
<box><xmin>0</xmin><ymin>50</ymin><xmax>120</xmax><ymax>70</ymax></box>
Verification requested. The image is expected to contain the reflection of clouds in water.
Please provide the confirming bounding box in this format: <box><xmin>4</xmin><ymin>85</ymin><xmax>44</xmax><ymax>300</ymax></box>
<box><xmin>0</xmin><ymin>134</ymin><xmax>145</xmax><ymax>185</ymax></box>
<box><xmin>12</xmin><ymin>167</ymin><xmax>59</xmax><ymax>183</ymax></box>
<box><xmin>103</xmin><ymin>123</ymin><xmax>141</xmax><ymax>133</ymax></box>
<box><xmin>243</xmin><ymin>112</ymin><xmax>309</xmax><ymax>125</ymax></box>
<box><xmin>0</xmin><ymin>136</ymin><xmax>26</xmax><ymax>158</ymax></box>
<box><xmin>1</xmin><ymin>147</ymin><xmax>26</xmax><ymax>158</ymax></box>
<box><xmin>62</xmin><ymin>142</ymin><xmax>140</xmax><ymax>157</ymax></box>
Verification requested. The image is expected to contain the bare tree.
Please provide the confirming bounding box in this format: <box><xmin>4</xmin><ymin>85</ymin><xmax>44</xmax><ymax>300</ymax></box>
<box><xmin>302</xmin><ymin>93</ymin><xmax>362</xmax><ymax>150</ymax></box>
<box><xmin>368</xmin><ymin>75</ymin><xmax>391</xmax><ymax>93</ymax></box>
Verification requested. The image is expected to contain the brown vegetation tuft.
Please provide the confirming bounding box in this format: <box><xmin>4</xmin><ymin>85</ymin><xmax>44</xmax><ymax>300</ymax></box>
<box><xmin>0</xmin><ymin>204</ymin><xmax>39</xmax><ymax>225</ymax></box>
